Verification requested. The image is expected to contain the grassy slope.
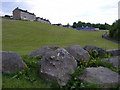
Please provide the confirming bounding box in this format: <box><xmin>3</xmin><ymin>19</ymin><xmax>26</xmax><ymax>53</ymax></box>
<box><xmin>2</xmin><ymin>21</ymin><xmax>119</xmax><ymax>88</ymax></box>
<box><xmin>2</xmin><ymin>21</ymin><xmax>118</xmax><ymax>55</ymax></box>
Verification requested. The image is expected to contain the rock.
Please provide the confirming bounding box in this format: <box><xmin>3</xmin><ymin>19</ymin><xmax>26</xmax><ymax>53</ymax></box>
<box><xmin>65</xmin><ymin>45</ymin><xmax>90</xmax><ymax>63</ymax></box>
<box><xmin>84</xmin><ymin>45</ymin><xmax>106</xmax><ymax>56</ymax></box>
<box><xmin>79</xmin><ymin>67</ymin><xmax>120</xmax><ymax>88</ymax></box>
<box><xmin>102</xmin><ymin>56</ymin><xmax>120</xmax><ymax>69</ymax></box>
<box><xmin>39</xmin><ymin>48</ymin><xmax>77</xmax><ymax>86</ymax></box>
<box><xmin>28</xmin><ymin>46</ymin><xmax>59</xmax><ymax>57</ymax></box>
<box><xmin>1</xmin><ymin>51</ymin><xmax>27</xmax><ymax>74</ymax></box>
<box><xmin>106</xmin><ymin>49</ymin><xmax>120</xmax><ymax>56</ymax></box>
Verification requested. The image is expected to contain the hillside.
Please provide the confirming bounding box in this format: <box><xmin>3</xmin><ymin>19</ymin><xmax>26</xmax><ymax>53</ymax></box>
<box><xmin>2</xmin><ymin>21</ymin><xmax>118</xmax><ymax>55</ymax></box>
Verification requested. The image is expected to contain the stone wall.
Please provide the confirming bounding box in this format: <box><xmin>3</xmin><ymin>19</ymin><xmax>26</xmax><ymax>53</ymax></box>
<box><xmin>13</xmin><ymin>9</ymin><xmax>21</xmax><ymax>20</ymax></box>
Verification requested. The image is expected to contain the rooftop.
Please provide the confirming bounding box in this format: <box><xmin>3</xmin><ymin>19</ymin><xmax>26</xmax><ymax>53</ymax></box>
<box><xmin>14</xmin><ymin>7</ymin><xmax>35</xmax><ymax>16</ymax></box>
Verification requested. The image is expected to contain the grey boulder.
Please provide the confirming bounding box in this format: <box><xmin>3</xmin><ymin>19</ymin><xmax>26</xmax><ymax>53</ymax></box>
<box><xmin>2</xmin><ymin>51</ymin><xmax>27</xmax><ymax>74</ymax></box>
<box><xmin>84</xmin><ymin>45</ymin><xmax>106</xmax><ymax>56</ymax></box>
<box><xmin>106</xmin><ymin>49</ymin><xmax>120</xmax><ymax>56</ymax></box>
<box><xmin>79</xmin><ymin>67</ymin><xmax>120</xmax><ymax>88</ymax></box>
<box><xmin>102</xmin><ymin>56</ymin><xmax>120</xmax><ymax>69</ymax></box>
<box><xmin>39</xmin><ymin>48</ymin><xmax>77</xmax><ymax>86</ymax></box>
<box><xmin>65</xmin><ymin>45</ymin><xmax>90</xmax><ymax>63</ymax></box>
<box><xmin>28</xmin><ymin>46</ymin><xmax>59</xmax><ymax>57</ymax></box>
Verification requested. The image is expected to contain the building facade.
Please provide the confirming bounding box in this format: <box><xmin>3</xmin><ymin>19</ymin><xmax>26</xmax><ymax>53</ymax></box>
<box><xmin>13</xmin><ymin>7</ymin><xmax>36</xmax><ymax>21</ymax></box>
<box><xmin>76</xmin><ymin>27</ymin><xmax>98</xmax><ymax>31</ymax></box>
<box><xmin>36</xmin><ymin>17</ymin><xmax>51</xmax><ymax>24</ymax></box>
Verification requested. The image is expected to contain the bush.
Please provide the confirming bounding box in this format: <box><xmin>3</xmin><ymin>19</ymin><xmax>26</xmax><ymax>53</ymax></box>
<box><xmin>61</xmin><ymin>50</ymin><xmax>119</xmax><ymax>89</ymax></box>
<box><xmin>4</xmin><ymin>15</ymin><xmax>11</xmax><ymax>18</ymax></box>
<box><xmin>109</xmin><ymin>19</ymin><xmax>120</xmax><ymax>41</ymax></box>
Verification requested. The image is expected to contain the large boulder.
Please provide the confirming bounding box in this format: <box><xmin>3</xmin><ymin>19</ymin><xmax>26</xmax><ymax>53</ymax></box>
<box><xmin>65</xmin><ymin>45</ymin><xmax>90</xmax><ymax>63</ymax></box>
<box><xmin>102</xmin><ymin>56</ymin><xmax>120</xmax><ymax>69</ymax></box>
<box><xmin>1</xmin><ymin>51</ymin><xmax>27</xmax><ymax>74</ymax></box>
<box><xmin>84</xmin><ymin>45</ymin><xmax>106</xmax><ymax>56</ymax></box>
<box><xmin>39</xmin><ymin>48</ymin><xmax>77</xmax><ymax>86</ymax></box>
<box><xmin>106</xmin><ymin>49</ymin><xmax>120</xmax><ymax>56</ymax></box>
<box><xmin>28</xmin><ymin>46</ymin><xmax>59</xmax><ymax>57</ymax></box>
<box><xmin>79</xmin><ymin>67</ymin><xmax>120</xmax><ymax>88</ymax></box>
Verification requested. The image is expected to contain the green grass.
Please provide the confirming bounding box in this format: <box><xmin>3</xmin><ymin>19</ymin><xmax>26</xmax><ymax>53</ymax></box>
<box><xmin>2</xmin><ymin>20</ymin><xmax>119</xmax><ymax>88</ymax></box>
<box><xmin>2</xmin><ymin>55</ymin><xmax>59</xmax><ymax>88</ymax></box>
<box><xmin>2</xmin><ymin>21</ymin><xmax>118</xmax><ymax>55</ymax></box>
<box><xmin>2</xmin><ymin>54</ymin><xmax>119</xmax><ymax>88</ymax></box>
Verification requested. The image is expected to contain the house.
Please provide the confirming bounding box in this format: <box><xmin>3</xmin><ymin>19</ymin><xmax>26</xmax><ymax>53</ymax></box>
<box><xmin>36</xmin><ymin>17</ymin><xmax>51</xmax><ymax>24</ymax></box>
<box><xmin>52</xmin><ymin>23</ymin><xmax>63</xmax><ymax>27</ymax></box>
<box><xmin>13</xmin><ymin>7</ymin><xmax>36</xmax><ymax>21</ymax></box>
<box><xmin>76</xmin><ymin>27</ymin><xmax>97</xmax><ymax>31</ymax></box>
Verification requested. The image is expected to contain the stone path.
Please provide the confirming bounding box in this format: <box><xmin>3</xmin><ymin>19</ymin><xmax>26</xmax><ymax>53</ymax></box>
<box><xmin>102</xmin><ymin>32</ymin><xmax>120</xmax><ymax>44</ymax></box>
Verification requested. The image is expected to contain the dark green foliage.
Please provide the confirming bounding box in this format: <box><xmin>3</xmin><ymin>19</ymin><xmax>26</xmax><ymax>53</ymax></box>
<box><xmin>72</xmin><ymin>21</ymin><xmax>110</xmax><ymax>30</ymax></box>
<box><xmin>66</xmin><ymin>23</ymin><xmax>70</xmax><ymax>27</ymax></box>
<box><xmin>109</xmin><ymin>19</ymin><xmax>120</xmax><ymax>41</ymax></box>
<box><xmin>5</xmin><ymin>55</ymin><xmax>42</xmax><ymax>83</ymax></box>
<box><xmin>61</xmin><ymin>50</ymin><xmax>119</xmax><ymax>89</ymax></box>
<box><xmin>4</xmin><ymin>15</ymin><xmax>11</xmax><ymax>18</ymax></box>
<box><xmin>2</xmin><ymin>15</ymin><xmax>13</xmax><ymax>20</ymax></box>
<box><xmin>2</xmin><ymin>55</ymin><xmax>59</xmax><ymax>88</ymax></box>
<box><xmin>73</xmin><ymin>22</ymin><xmax>78</xmax><ymax>28</ymax></box>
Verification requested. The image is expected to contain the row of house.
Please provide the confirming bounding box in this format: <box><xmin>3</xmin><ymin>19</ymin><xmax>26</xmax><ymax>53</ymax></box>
<box><xmin>76</xmin><ymin>27</ymin><xmax>99</xmax><ymax>31</ymax></box>
<box><xmin>36</xmin><ymin>17</ymin><xmax>51</xmax><ymax>24</ymax></box>
<box><xmin>52</xmin><ymin>23</ymin><xmax>72</xmax><ymax>28</ymax></box>
<box><xmin>13</xmin><ymin>7</ymin><xmax>51</xmax><ymax>24</ymax></box>
<box><xmin>12</xmin><ymin>7</ymin><xmax>99</xmax><ymax>30</ymax></box>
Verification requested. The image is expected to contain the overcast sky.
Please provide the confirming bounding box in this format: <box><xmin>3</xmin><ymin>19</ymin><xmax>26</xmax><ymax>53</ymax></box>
<box><xmin>0</xmin><ymin>0</ymin><xmax>119</xmax><ymax>25</ymax></box>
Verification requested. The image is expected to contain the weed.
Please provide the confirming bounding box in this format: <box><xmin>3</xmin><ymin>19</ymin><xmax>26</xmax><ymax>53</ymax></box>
<box><xmin>2</xmin><ymin>50</ymin><xmax>119</xmax><ymax>88</ymax></box>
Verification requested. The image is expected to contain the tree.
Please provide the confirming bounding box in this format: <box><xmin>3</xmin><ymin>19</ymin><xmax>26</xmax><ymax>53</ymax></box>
<box><xmin>4</xmin><ymin>15</ymin><xmax>11</xmax><ymax>18</ymax></box>
<box><xmin>72</xmin><ymin>21</ymin><xmax>110</xmax><ymax>30</ymax></box>
<box><xmin>66</xmin><ymin>23</ymin><xmax>70</xmax><ymax>27</ymax></box>
<box><xmin>99</xmin><ymin>24</ymin><xmax>106</xmax><ymax>30</ymax></box>
<box><xmin>86</xmin><ymin>23</ymin><xmax>91</xmax><ymax>27</ymax></box>
<box><xmin>109</xmin><ymin>19</ymin><xmax>120</xmax><ymax>41</ymax></box>
<box><xmin>72</xmin><ymin>22</ymin><xmax>77</xmax><ymax>28</ymax></box>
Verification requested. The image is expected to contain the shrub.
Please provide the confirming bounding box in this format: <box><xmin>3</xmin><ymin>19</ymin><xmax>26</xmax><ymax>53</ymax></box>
<box><xmin>61</xmin><ymin>50</ymin><xmax>119</xmax><ymax>89</ymax></box>
<box><xmin>109</xmin><ymin>19</ymin><xmax>120</xmax><ymax>41</ymax></box>
<box><xmin>4</xmin><ymin>15</ymin><xmax>11</xmax><ymax>18</ymax></box>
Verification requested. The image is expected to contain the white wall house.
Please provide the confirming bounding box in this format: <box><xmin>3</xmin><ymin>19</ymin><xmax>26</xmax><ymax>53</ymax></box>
<box><xmin>13</xmin><ymin>7</ymin><xmax>36</xmax><ymax>21</ymax></box>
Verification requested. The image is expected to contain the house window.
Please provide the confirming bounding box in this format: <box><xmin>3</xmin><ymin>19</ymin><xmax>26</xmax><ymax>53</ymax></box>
<box><xmin>24</xmin><ymin>16</ymin><xmax>26</xmax><ymax>18</ymax></box>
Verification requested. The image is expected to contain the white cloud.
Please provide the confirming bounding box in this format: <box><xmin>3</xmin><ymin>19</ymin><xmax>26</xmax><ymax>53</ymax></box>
<box><xmin>0</xmin><ymin>10</ymin><xmax>11</xmax><ymax>16</ymax></box>
<box><xmin>22</xmin><ymin>0</ymin><xmax>119</xmax><ymax>25</ymax></box>
<box><xmin>1</xmin><ymin>0</ymin><xmax>119</xmax><ymax>25</ymax></box>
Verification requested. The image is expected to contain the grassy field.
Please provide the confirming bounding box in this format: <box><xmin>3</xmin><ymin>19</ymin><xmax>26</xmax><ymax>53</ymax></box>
<box><xmin>2</xmin><ymin>21</ymin><xmax>119</xmax><ymax>88</ymax></box>
<box><xmin>2</xmin><ymin>21</ymin><xmax>118</xmax><ymax>55</ymax></box>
